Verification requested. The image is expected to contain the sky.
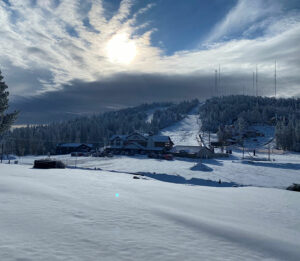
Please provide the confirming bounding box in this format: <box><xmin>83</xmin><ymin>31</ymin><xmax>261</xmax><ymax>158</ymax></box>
<box><xmin>0</xmin><ymin>0</ymin><xmax>300</xmax><ymax>123</ymax></box>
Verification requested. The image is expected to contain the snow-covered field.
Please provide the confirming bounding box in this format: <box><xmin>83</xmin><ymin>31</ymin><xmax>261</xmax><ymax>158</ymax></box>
<box><xmin>16</xmin><ymin>150</ymin><xmax>300</xmax><ymax>189</ymax></box>
<box><xmin>15</xmin><ymin>106</ymin><xmax>300</xmax><ymax>189</ymax></box>
<box><xmin>1</xmin><ymin>107</ymin><xmax>300</xmax><ymax>260</ymax></box>
<box><xmin>1</xmin><ymin>164</ymin><xmax>300</xmax><ymax>261</ymax></box>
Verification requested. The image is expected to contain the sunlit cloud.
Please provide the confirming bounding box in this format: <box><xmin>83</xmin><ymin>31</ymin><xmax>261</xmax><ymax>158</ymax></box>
<box><xmin>106</xmin><ymin>33</ymin><xmax>137</xmax><ymax>64</ymax></box>
<box><xmin>0</xmin><ymin>0</ymin><xmax>299</xmax><ymax>103</ymax></box>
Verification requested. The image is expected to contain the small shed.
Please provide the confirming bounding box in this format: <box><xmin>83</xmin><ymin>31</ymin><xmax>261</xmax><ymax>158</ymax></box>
<box><xmin>197</xmin><ymin>146</ymin><xmax>214</xmax><ymax>159</ymax></box>
<box><xmin>171</xmin><ymin>145</ymin><xmax>214</xmax><ymax>159</ymax></box>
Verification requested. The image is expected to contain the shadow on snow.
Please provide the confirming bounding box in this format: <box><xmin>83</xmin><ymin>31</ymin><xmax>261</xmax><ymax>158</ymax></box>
<box><xmin>136</xmin><ymin>171</ymin><xmax>240</xmax><ymax>188</ymax></box>
<box><xmin>242</xmin><ymin>161</ymin><xmax>300</xmax><ymax>170</ymax></box>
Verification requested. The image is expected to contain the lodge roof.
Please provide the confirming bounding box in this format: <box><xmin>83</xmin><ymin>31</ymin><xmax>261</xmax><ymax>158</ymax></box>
<box><xmin>110</xmin><ymin>133</ymin><xmax>171</xmax><ymax>143</ymax></box>
<box><xmin>57</xmin><ymin>143</ymin><xmax>93</xmax><ymax>148</ymax></box>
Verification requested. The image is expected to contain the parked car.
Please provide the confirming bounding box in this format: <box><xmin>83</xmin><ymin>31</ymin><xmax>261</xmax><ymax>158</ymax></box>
<box><xmin>128</xmin><ymin>151</ymin><xmax>135</xmax><ymax>156</ymax></box>
<box><xmin>148</xmin><ymin>152</ymin><xmax>157</xmax><ymax>158</ymax></box>
<box><xmin>92</xmin><ymin>151</ymin><xmax>105</xmax><ymax>157</ymax></box>
<box><xmin>163</xmin><ymin>154</ymin><xmax>173</xmax><ymax>160</ymax></box>
<box><xmin>71</xmin><ymin>151</ymin><xmax>90</xmax><ymax>157</ymax></box>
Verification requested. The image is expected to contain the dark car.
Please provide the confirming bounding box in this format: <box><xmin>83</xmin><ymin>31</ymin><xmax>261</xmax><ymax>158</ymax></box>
<box><xmin>148</xmin><ymin>152</ymin><xmax>158</xmax><ymax>158</ymax></box>
<box><xmin>71</xmin><ymin>152</ymin><xmax>90</xmax><ymax>157</ymax></box>
<box><xmin>163</xmin><ymin>154</ymin><xmax>173</xmax><ymax>160</ymax></box>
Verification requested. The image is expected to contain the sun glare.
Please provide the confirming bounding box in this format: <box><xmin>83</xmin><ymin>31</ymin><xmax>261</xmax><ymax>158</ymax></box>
<box><xmin>106</xmin><ymin>33</ymin><xmax>137</xmax><ymax>65</ymax></box>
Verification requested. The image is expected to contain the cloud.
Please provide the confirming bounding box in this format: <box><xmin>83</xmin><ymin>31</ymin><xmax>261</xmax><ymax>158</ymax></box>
<box><xmin>0</xmin><ymin>0</ymin><xmax>159</xmax><ymax>95</ymax></box>
<box><xmin>206</xmin><ymin>0</ymin><xmax>281</xmax><ymax>42</ymax></box>
<box><xmin>12</xmin><ymin>72</ymin><xmax>286</xmax><ymax>124</ymax></box>
<box><xmin>0</xmin><ymin>0</ymin><xmax>300</xmax><ymax>124</ymax></box>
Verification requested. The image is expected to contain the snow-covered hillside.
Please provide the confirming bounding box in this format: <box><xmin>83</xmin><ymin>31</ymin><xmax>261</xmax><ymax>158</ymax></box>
<box><xmin>1</xmin><ymin>164</ymin><xmax>300</xmax><ymax>261</ymax></box>
<box><xmin>146</xmin><ymin>106</ymin><xmax>169</xmax><ymax>123</ymax></box>
<box><xmin>161</xmin><ymin>106</ymin><xmax>200</xmax><ymax>146</ymax></box>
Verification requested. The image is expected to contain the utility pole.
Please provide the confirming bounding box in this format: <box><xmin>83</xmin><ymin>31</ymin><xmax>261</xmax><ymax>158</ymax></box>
<box><xmin>1</xmin><ymin>143</ymin><xmax>3</xmax><ymax>163</ymax></box>
<box><xmin>256</xmin><ymin>65</ymin><xmax>258</xmax><ymax>97</ymax></box>
<box><xmin>275</xmin><ymin>60</ymin><xmax>277</xmax><ymax>98</ymax></box>
<box><xmin>253</xmin><ymin>72</ymin><xmax>255</xmax><ymax>96</ymax></box>
<box><xmin>215</xmin><ymin>70</ymin><xmax>218</xmax><ymax>97</ymax></box>
<box><xmin>242</xmin><ymin>145</ymin><xmax>245</xmax><ymax>159</ymax></box>
<box><xmin>218</xmin><ymin>64</ymin><xmax>221</xmax><ymax>96</ymax></box>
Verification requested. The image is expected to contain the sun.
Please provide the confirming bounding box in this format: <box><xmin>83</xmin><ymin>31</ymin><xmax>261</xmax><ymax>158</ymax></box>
<box><xmin>106</xmin><ymin>33</ymin><xmax>137</xmax><ymax>64</ymax></box>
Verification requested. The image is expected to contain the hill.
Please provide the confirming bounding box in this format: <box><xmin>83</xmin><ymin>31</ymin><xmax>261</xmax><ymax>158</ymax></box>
<box><xmin>5</xmin><ymin>100</ymin><xmax>198</xmax><ymax>155</ymax></box>
<box><xmin>199</xmin><ymin>95</ymin><xmax>300</xmax><ymax>152</ymax></box>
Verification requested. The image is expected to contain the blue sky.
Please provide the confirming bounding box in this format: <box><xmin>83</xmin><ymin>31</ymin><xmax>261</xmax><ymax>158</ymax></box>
<box><xmin>0</xmin><ymin>0</ymin><xmax>300</xmax><ymax>123</ymax></box>
<box><xmin>136</xmin><ymin>0</ymin><xmax>237</xmax><ymax>54</ymax></box>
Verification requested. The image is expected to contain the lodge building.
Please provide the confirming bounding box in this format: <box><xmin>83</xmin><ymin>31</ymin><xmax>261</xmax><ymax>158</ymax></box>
<box><xmin>106</xmin><ymin>132</ymin><xmax>173</xmax><ymax>154</ymax></box>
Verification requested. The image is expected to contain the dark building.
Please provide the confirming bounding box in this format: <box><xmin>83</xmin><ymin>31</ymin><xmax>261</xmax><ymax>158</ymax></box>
<box><xmin>56</xmin><ymin>143</ymin><xmax>93</xmax><ymax>155</ymax></box>
<box><xmin>107</xmin><ymin>132</ymin><xmax>173</xmax><ymax>154</ymax></box>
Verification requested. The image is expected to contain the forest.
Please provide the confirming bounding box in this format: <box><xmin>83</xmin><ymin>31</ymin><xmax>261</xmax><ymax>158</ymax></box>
<box><xmin>199</xmin><ymin>95</ymin><xmax>300</xmax><ymax>152</ymax></box>
<box><xmin>5</xmin><ymin>100</ymin><xmax>199</xmax><ymax>155</ymax></box>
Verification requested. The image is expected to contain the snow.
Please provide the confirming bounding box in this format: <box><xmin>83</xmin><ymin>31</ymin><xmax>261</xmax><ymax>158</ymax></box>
<box><xmin>161</xmin><ymin>106</ymin><xmax>201</xmax><ymax>146</ymax></box>
<box><xmin>0</xmin><ymin>164</ymin><xmax>300</xmax><ymax>261</ymax></box>
<box><xmin>146</xmin><ymin>106</ymin><xmax>169</xmax><ymax>123</ymax></box>
<box><xmin>243</xmin><ymin>125</ymin><xmax>275</xmax><ymax>149</ymax></box>
<box><xmin>1</xmin><ymin>106</ymin><xmax>300</xmax><ymax>260</ymax></box>
<box><xmin>9</xmin><ymin>106</ymin><xmax>300</xmax><ymax>189</ymax></box>
<box><xmin>14</xmin><ymin>149</ymin><xmax>300</xmax><ymax>189</ymax></box>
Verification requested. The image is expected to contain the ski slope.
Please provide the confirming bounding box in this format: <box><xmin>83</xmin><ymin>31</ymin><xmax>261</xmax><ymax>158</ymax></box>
<box><xmin>161</xmin><ymin>106</ymin><xmax>200</xmax><ymax>146</ymax></box>
<box><xmin>0</xmin><ymin>164</ymin><xmax>300</xmax><ymax>261</ymax></box>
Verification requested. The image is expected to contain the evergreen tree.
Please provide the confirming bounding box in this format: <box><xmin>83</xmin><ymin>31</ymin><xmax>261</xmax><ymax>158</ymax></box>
<box><xmin>0</xmin><ymin>70</ymin><xmax>18</xmax><ymax>135</ymax></box>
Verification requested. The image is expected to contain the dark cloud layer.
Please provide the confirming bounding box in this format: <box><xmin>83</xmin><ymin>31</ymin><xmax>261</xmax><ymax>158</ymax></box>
<box><xmin>11</xmin><ymin>72</ymin><xmax>280</xmax><ymax>124</ymax></box>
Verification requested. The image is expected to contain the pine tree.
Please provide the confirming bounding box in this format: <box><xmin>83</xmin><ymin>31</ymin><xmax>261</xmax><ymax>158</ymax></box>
<box><xmin>0</xmin><ymin>70</ymin><xmax>18</xmax><ymax>135</ymax></box>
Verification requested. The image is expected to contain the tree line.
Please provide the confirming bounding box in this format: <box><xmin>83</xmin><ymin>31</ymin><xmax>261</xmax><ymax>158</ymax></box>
<box><xmin>199</xmin><ymin>95</ymin><xmax>300</xmax><ymax>151</ymax></box>
<box><xmin>5</xmin><ymin>99</ymin><xmax>199</xmax><ymax>155</ymax></box>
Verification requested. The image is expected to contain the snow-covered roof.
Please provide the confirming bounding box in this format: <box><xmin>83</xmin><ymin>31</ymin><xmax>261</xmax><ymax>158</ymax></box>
<box><xmin>171</xmin><ymin>145</ymin><xmax>201</xmax><ymax>153</ymax></box>
<box><xmin>147</xmin><ymin>147</ymin><xmax>164</xmax><ymax>151</ymax></box>
<box><xmin>124</xmin><ymin>142</ymin><xmax>146</xmax><ymax>150</ymax></box>
<box><xmin>151</xmin><ymin>135</ymin><xmax>170</xmax><ymax>143</ymax></box>
<box><xmin>127</xmin><ymin>132</ymin><xmax>148</xmax><ymax>140</ymax></box>
<box><xmin>109</xmin><ymin>135</ymin><xmax>127</xmax><ymax>141</ymax></box>
<box><xmin>108</xmin><ymin>145</ymin><xmax>123</xmax><ymax>149</ymax></box>
<box><xmin>57</xmin><ymin>143</ymin><xmax>93</xmax><ymax>148</ymax></box>
<box><xmin>110</xmin><ymin>133</ymin><xmax>171</xmax><ymax>143</ymax></box>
